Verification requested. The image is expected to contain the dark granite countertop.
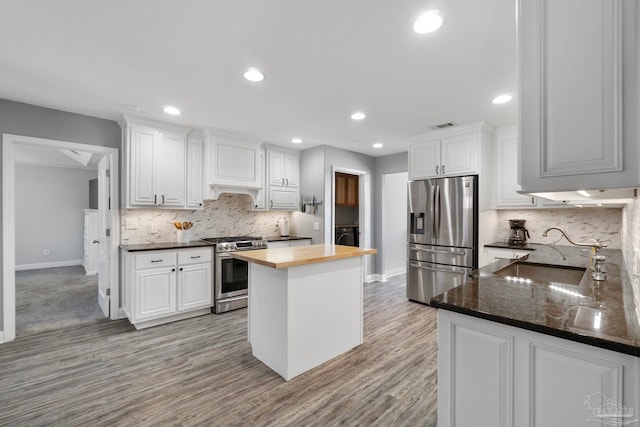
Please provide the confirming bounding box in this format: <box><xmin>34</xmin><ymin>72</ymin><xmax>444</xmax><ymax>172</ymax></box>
<box><xmin>430</xmin><ymin>243</ymin><xmax>640</xmax><ymax>357</ymax></box>
<box><xmin>484</xmin><ymin>241</ymin><xmax>537</xmax><ymax>251</ymax></box>
<box><xmin>120</xmin><ymin>241</ymin><xmax>215</xmax><ymax>252</ymax></box>
<box><xmin>264</xmin><ymin>235</ymin><xmax>312</xmax><ymax>242</ymax></box>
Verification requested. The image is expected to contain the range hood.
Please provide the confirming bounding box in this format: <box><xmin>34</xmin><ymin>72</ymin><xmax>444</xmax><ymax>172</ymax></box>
<box><xmin>520</xmin><ymin>188</ymin><xmax>637</xmax><ymax>207</ymax></box>
<box><xmin>207</xmin><ymin>182</ymin><xmax>261</xmax><ymax>201</ymax></box>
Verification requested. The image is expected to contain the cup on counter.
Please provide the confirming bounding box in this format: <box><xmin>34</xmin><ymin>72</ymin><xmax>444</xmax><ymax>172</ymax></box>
<box><xmin>176</xmin><ymin>229</ymin><xmax>192</xmax><ymax>243</ymax></box>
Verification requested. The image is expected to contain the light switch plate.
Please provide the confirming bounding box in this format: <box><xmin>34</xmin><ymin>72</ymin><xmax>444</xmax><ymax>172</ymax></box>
<box><xmin>313</xmin><ymin>221</ymin><xmax>320</xmax><ymax>230</ymax></box>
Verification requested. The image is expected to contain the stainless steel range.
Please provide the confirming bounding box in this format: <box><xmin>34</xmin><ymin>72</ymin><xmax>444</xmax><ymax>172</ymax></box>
<box><xmin>200</xmin><ymin>236</ymin><xmax>267</xmax><ymax>313</ymax></box>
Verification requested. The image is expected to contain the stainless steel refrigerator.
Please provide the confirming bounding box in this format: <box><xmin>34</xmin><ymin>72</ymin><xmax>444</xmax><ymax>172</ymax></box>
<box><xmin>407</xmin><ymin>175</ymin><xmax>478</xmax><ymax>304</ymax></box>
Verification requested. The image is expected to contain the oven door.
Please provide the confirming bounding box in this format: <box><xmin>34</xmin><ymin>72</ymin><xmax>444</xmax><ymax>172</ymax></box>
<box><xmin>215</xmin><ymin>252</ymin><xmax>249</xmax><ymax>299</ymax></box>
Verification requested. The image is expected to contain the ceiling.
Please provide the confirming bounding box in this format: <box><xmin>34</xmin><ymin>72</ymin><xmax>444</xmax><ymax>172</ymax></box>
<box><xmin>0</xmin><ymin>0</ymin><xmax>517</xmax><ymax>157</ymax></box>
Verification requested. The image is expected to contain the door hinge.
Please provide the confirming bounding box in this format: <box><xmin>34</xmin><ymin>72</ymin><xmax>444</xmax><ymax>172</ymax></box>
<box><xmin>106</xmin><ymin>288</ymin><xmax>111</xmax><ymax>296</ymax></box>
<box><xmin>106</xmin><ymin>169</ymin><xmax>110</xmax><ymax>178</ymax></box>
<box><xmin>106</xmin><ymin>228</ymin><xmax>111</xmax><ymax>237</ymax></box>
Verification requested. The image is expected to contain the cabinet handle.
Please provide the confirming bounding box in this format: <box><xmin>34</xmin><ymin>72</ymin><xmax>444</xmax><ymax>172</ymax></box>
<box><xmin>171</xmin><ymin>268</ymin><xmax>176</xmax><ymax>272</ymax></box>
<box><xmin>199</xmin><ymin>203</ymin><xmax>203</xmax><ymax>206</ymax></box>
<box><xmin>271</xmin><ymin>200</ymin><xmax>273</xmax><ymax>208</ymax></box>
<box><xmin>162</xmin><ymin>194</ymin><xmax>165</xmax><ymax>205</ymax></box>
<box><xmin>442</xmin><ymin>165</ymin><xmax>445</xmax><ymax>174</ymax></box>
<box><xmin>151</xmin><ymin>259</ymin><xmax>164</xmax><ymax>263</ymax></box>
<box><xmin>190</xmin><ymin>255</ymin><xmax>201</xmax><ymax>259</ymax></box>
<box><xmin>285</xmin><ymin>178</ymin><xmax>289</xmax><ymax>186</ymax></box>
<box><xmin>154</xmin><ymin>194</ymin><xmax>157</xmax><ymax>205</ymax></box>
<box><xmin>435</xmin><ymin>165</ymin><xmax>439</xmax><ymax>175</ymax></box>
<box><xmin>179</xmin><ymin>267</ymin><xmax>183</xmax><ymax>271</ymax></box>
<box><xmin>282</xmin><ymin>178</ymin><xmax>285</xmax><ymax>186</ymax></box>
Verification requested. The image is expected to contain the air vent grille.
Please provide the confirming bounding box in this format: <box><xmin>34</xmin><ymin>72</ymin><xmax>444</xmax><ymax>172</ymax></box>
<box><xmin>429</xmin><ymin>122</ymin><xmax>457</xmax><ymax>130</ymax></box>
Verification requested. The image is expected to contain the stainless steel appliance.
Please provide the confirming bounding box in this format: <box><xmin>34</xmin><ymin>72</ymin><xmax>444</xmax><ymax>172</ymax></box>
<box><xmin>335</xmin><ymin>225</ymin><xmax>359</xmax><ymax>247</ymax></box>
<box><xmin>508</xmin><ymin>219</ymin><xmax>530</xmax><ymax>245</ymax></box>
<box><xmin>200</xmin><ymin>236</ymin><xmax>267</xmax><ymax>313</ymax></box>
<box><xmin>407</xmin><ymin>175</ymin><xmax>478</xmax><ymax>304</ymax></box>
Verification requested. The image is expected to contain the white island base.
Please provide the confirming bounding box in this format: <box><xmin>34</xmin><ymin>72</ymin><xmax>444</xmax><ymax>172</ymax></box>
<box><xmin>248</xmin><ymin>257</ymin><xmax>363</xmax><ymax>381</ymax></box>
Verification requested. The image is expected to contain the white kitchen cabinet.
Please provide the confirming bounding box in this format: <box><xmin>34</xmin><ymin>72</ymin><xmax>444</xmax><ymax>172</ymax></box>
<box><xmin>186</xmin><ymin>132</ymin><xmax>204</xmax><ymax>209</ymax></box>
<box><xmin>123</xmin><ymin>247</ymin><xmax>213</xmax><ymax>329</ymax></box>
<box><xmin>266</xmin><ymin>145</ymin><xmax>300</xmax><ymax>211</ymax></box>
<box><xmin>120</xmin><ymin>115</ymin><xmax>195</xmax><ymax>209</ymax></box>
<box><xmin>253</xmin><ymin>150</ymin><xmax>266</xmax><ymax>210</ymax></box>
<box><xmin>438</xmin><ymin>310</ymin><xmax>639</xmax><ymax>427</ymax></box>
<box><xmin>408</xmin><ymin>122</ymin><xmax>492</xmax><ymax>181</ymax></box>
<box><xmin>518</xmin><ymin>0</ymin><xmax>640</xmax><ymax>193</ymax></box>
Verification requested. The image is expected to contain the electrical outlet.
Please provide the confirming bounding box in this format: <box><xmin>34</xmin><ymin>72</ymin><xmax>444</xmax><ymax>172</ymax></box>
<box><xmin>313</xmin><ymin>222</ymin><xmax>320</xmax><ymax>230</ymax></box>
<box><xmin>43</xmin><ymin>249</ymin><xmax>50</xmax><ymax>256</ymax></box>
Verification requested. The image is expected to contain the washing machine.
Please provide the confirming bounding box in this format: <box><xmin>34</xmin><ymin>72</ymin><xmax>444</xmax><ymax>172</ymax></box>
<box><xmin>335</xmin><ymin>226</ymin><xmax>359</xmax><ymax>247</ymax></box>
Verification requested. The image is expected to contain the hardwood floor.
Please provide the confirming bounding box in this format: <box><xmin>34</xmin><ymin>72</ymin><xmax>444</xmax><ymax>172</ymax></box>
<box><xmin>0</xmin><ymin>275</ymin><xmax>438</xmax><ymax>426</ymax></box>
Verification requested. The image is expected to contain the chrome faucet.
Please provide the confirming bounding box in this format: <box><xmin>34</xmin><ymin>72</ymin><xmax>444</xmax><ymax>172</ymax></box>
<box><xmin>542</xmin><ymin>226</ymin><xmax>607</xmax><ymax>281</ymax></box>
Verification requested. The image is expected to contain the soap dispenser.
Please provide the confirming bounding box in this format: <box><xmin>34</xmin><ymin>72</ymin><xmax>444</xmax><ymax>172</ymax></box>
<box><xmin>279</xmin><ymin>217</ymin><xmax>289</xmax><ymax>237</ymax></box>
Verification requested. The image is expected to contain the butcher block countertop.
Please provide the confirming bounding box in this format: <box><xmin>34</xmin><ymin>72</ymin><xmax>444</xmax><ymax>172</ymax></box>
<box><xmin>231</xmin><ymin>244</ymin><xmax>376</xmax><ymax>269</ymax></box>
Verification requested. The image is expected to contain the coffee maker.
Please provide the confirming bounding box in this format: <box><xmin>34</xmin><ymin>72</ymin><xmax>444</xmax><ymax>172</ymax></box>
<box><xmin>508</xmin><ymin>219</ymin><xmax>530</xmax><ymax>245</ymax></box>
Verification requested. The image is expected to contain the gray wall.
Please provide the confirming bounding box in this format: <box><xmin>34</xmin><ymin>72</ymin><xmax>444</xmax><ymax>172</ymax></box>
<box><xmin>16</xmin><ymin>164</ymin><xmax>98</xmax><ymax>267</ymax></box>
<box><xmin>0</xmin><ymin>98</ymin><xmax>121</xmax><ymax>331</ymax></box>
<box><xmin>374</xmin><ymin>152</ymin><xmax>408</xmax><ymax>276</ymax></box>
<box><xmin>291</xmin><ymin>146</ymin><xmax>326</xmax><ymax>243</ymax></box>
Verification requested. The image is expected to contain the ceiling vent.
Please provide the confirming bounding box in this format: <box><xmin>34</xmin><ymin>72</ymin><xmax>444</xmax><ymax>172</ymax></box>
<box><xmin>429</xmin><ymin>122</ymin><xmax>457</xmax><ymax>130</ymax></box>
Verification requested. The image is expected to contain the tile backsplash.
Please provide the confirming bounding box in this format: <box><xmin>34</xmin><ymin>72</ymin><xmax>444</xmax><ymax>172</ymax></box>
<box><xmin>121</xmin><ymin>194</ymin><xmax>291</xmax><ymax>244</ymax></box>
<box><xmin>496</xmin><ymin>208</ymin><xmax>622</xmax><ymax>249</ymax></box>
<box><xmin>621</xmin><ymin>199</ymin><xmax>640</xmax><ymax>321</ymax></box>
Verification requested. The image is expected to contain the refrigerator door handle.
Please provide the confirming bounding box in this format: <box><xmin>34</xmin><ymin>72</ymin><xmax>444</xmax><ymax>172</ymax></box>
<box><xmin>430</xmin><ymin>184</ymin><xmax>437</xmax><ymax>243</ymax></box>
<box><xmin>409</xmin><ymin>262</ymin><xmax>467</xmax><ymax>275</ymax></box>
<box><xmin>410</xmin><ymin>246</ymin><xmax>466</xmax><ymax>256</ymax></box>
<box><xmin>434</xmin><ymin>184</ymin><xmax>441</xmax><ymax>241</ymax></box>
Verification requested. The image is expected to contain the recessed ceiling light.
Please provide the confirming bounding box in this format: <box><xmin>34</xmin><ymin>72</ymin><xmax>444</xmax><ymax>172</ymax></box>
<box><xmin>492</xmin><ymin>94</ymin><xmax>513</xmax><ymax>104</ymax></box>
<box><xmin>163</xmin><ymin>106</ymin><xmax>181</xmax><ymax>115</ymax></box>
<box><xmin>413</xmin><ymin>10</ymin><xmax>443</xmax><ymax>34</ymax></box>
<box><xmin>351</xmin><ymin>111</ymin><xmax>366</xmax><ymax>120</ymax></box>
<box><xmin>372</xmin><ymin>143</ymin><xmax>383</xmax><ymax>149</ymax></box>
<box><xmin>244</xmin><ymin>68</ymin><xmax>265</xmax><ymax>82</ymax></box>
<box><xmin>291</xmin><ymin>138</ymin><xmax>303</xmax><ymax>144</ymax></box>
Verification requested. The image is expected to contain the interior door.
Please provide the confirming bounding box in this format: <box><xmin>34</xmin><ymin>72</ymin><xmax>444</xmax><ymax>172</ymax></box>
<box><xmin>97</xmin><ymin>156</ymin><xmax>110</xmax><ymax>317</ymax></box>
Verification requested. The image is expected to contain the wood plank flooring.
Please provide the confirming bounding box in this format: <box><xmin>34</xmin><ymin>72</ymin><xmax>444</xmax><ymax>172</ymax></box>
<box><xmin>0</xmin><ymin>275</ymin><xmax>438</xmax><ymax>426</ymax></box>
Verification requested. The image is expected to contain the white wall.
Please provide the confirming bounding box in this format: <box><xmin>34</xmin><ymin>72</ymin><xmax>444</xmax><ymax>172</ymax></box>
<box><xmin>15</xmin><ymin>164</ymin><xmax>98</xmax><ymax>268</ymax></box>
<box><xmin>382</xmin><ymin>171</ymin><xmax>408</xmax><ymax>277</ymax></box>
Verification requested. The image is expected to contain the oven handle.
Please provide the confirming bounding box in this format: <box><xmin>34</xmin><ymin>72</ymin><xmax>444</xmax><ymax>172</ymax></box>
<box><xmin>217</xmin><ymin>253</ymin><xmax>232</xmax><ymax>258</ymax></box>
<box><xmin>409</xmin><ymin>262</ymin><xmax>467</xmax><ymax>275</ymax></box>
<box><xmin>410</xmin><ymin>246</ymin><xmax>466</xmax><ymax>256</ymax></box>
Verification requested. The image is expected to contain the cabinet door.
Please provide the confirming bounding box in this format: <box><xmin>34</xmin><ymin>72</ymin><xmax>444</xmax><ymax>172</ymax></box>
<box><xmin>495</xmin><ymin>127</ymin><xmax>536</xmax><ymax>207</ymax></box>
<box><xmin>157</xmin><ymin>132</ymin><xmax>186</xmax><ymax>207</ymax></box>
<box><xmin>519</xmin><ymin>0</ymin><xmax>626</xmax><ymax>191</ymax></box>
<box><xmin>269</xmin><ymin>187</ymin><xmax>299</xmax><ymax>210</ymax></box>
<box><xmin>335</xmin><ymin>173</ymin><xmax>347</xmax><ymax>206</ymax></box>
<box><xmin>284</xmin><ymin>153</ymin><xmax>299</xmax><ymax>187</ymax></box>
<box><xmin>253</xmin><ymin>150</ymin><xmax>266</xmax><ymax>210</ymax></box>
<box><xmin>267</xmin><ymin>241</ymin><xmax>290</xmax><ymax>249</ymax></box>
<box><xmin>289</xmin><ymin>239</ymin><xmax>311</xmax><ymax>247</ymax></box>
<box><xmin>134</xmin><ymin>267</ymin><xmax>176</xmax><ymax>321</ymax></box>
<box><xmin>269</xmin><ymin>150</ymin><xmax>286</xmax><ymax>186</ymax></box>
<box><xmin>129</xmin><ymin>126</ymin><xmax>158</xmax><ymax>206</ymax></box>
<box><xmin>440</xmin><ymin>133</ymin><xmax>478</xmax><ymax>176</ymax></box>
<box><xmin>346</xmin><ymin>174</ymin><xmax>359</xmax><ymax>205</ymax></box>
<box><xmin>186</xmin><ymin>135</ymin><xmax>204</xmax><ymax>208</ymax></box>
<box><xmin>408</xmin><ymin>139</ymin><xmax>440</xmax><ymax>179</ymax></box>
<box><xmin>177</xmin><ymin>263</ymin><xmax>212</xmax><ymax>311</ymax></box>
<box><xmin>212</xmin><ymin>137</ymin><xmax>259</xmax><ymax>185</ymax></box>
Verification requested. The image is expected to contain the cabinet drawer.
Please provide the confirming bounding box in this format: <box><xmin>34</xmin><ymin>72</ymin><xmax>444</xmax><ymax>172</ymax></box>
<box><xmin>135</xmin><ymin>251</ymin><xmax>177</xmax><ymax>269</ymax></box>
<box><xmin>178</xmin><ymin>248</ymin><xmax>212</xmax><ymax>265</ymax></box>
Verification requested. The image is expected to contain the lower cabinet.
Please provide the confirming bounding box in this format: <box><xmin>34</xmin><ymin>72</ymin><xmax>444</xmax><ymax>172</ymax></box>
<box><xmin>123</xmin><ymin>247</ymin><xmax>213</xmax><ymax>329</ymax></box>
<box><xmin>438</xmin><ymin>310</ymin><xmax>639</xmax><ymax>427</ymax></box>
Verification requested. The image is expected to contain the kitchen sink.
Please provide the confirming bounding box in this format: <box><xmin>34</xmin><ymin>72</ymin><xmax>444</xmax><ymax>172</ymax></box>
<box><xmin>492</xmin><ymin>261</ymin><xmax>587</xmax><ymax>285</ymax></box>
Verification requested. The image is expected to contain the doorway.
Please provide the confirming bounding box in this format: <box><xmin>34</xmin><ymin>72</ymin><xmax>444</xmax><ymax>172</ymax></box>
<box><xmin>381</xmin><ymin>171</ymin><xmax>408</xmax><ymax>278</ymax></box>
<box><xmin>2</xmin><ymin>135</ymin><xmax>120</xmax><ymax>343</ymax></box>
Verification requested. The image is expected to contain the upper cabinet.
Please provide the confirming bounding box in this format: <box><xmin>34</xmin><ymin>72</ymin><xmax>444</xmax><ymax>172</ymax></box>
<box><xmin>408</xmin><ymin>122</ymin><xmax>492</xmax><ymax>181</ymax></box>
<box><xmin>186</xmin><ymin>131</ymin><xmax>204</xmax><ymax>209</ymax></box>
<box><xmin>518</xmin><ymin>0</ymin><xmax>640</xmax><ymax>192</ymax></box>
<box><xmin>266</xmin><ymin>145</ymin><xmax>300</xmax><ymax>211</ymax></box>
<box><xmin>120</xmin><ymin>115</ymin><xmax>200</xmax><ymax>210</ymax></box>
<box><xmin>202</xmin><ymin>129</ymin><xmax>262</xmax><ymax>201</ymax></box>
<box><xmin>253</xmin><ymin>150</ymin><xmax>266</xmax><ymax>210</ymax></box>
<box><xmin>335</xmin><ymin>172</ymin><xmax>359</xmax><ymax>207</ymax></box>
<box><xmin>495</xmin><ymin>125</ymin><xmax>536</xmax><ymax>208</ymax></box>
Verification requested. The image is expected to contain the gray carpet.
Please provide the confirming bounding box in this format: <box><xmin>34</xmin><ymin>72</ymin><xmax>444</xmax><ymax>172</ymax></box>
<box><xmin>15</xmin><ymin>265</ymin><xmax>107</xmax><ymax>337</ymax></box>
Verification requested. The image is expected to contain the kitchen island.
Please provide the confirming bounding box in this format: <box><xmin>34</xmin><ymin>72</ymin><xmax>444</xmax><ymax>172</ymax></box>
<box><xmin>231</xmin><ymin>244</ymin><xmax>376</xmax><ymax>381</ymax></box>
<box><xmin>430</xmin><ymin>244</ymin><xmax>640</xmax><ymax>426</ymax></box>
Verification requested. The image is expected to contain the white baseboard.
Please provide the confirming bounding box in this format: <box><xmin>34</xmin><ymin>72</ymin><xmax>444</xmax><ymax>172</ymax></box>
<box><xmin>366</xmin><ymin>274</ymin><xmax>386</xmax><ymax>283</ymax></box>
<box><xmin>384</xmin><ymin>268</ymin><xmax>406</xmax><ymax>278</ymax></box>
<box><xmin>16</xmin><ymin>259</ymin><xmax>83</xmax><ymax>271</ymax></box>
